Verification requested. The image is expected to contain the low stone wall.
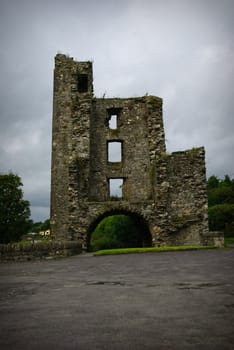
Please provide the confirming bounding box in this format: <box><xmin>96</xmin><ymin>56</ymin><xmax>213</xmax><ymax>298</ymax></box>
<box><xmin>0</xmin><ymin>241</ymin><xmax>82</xmax><ymax>262</ymax></box>
<box><xmin>201</xmin><ymin>231</ymin><xmax>224</xmax><ymax>247</ymax></box>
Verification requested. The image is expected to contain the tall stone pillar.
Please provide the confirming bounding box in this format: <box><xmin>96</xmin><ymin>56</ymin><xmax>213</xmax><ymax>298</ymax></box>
<box><xmin>50</xmin><ymin>54</ymin><xmax>93</xmax><ymax>241</ymax></box>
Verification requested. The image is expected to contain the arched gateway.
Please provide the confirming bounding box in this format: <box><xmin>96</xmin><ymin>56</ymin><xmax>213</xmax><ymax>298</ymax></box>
<box><xmin>51</xmin><ymin>54</ymin><xmax>212</xmax><ymax>251</ymax></box>
<box><xmin>87</xmin><ymin>209</ymin><xmax>152</xmax><ymax>251</ymax></box>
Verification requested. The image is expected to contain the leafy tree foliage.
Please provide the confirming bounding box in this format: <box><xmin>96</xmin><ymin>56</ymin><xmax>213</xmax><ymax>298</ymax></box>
<box><xmin>30</xmin><ymin>221</ymin><xmax>43</xmax><ymax>233</ymax></box>
<box><xmin>41</xmin><ymin>219</ymin><xmax>50</xmax><ymax>230</ymax></box>
<box><xmin>207</xmin><ymin>175</ymin><xmax>234</xmax><ymax>206</ymax></box>
<box><xmin>0</xmin><ymin>173</ymin><xmax>31</xmax><ymax>243</ymax></box>
<box><xmin>207</xmin><ymin>175</ymin><xmax>220</xmax><ymax>190</ymax></box>
<box><xmin>207</xmin><ymin>175</ymin><xmax>234</xmax><ymax>237</ymax></box>
<box><xmin>90</xmin><ymin>215</ymin><xmax>144</xmax><ymax>251</ymax></box>
<box><xmin>30</xmin><ymin>219</ymin><xmax>50</xmax><ymax>233</ymax></box>
<box><xmin>209</xmin><ymin>204</ymin><xmax>234</xmax><ymax>231</ymax></box>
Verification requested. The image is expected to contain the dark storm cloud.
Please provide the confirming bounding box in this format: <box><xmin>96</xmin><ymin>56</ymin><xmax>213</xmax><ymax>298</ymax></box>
<box><xmin>0</xmin><ymin>0</ymin><xmax>233</xmax><ymax>221</ymax></box>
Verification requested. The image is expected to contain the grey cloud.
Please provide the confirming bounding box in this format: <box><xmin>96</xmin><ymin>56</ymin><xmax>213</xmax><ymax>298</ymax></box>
<box><xmin>0</xmin><ymin>0</ymin><xmax>233</xmax><ymax>221</ymax></box>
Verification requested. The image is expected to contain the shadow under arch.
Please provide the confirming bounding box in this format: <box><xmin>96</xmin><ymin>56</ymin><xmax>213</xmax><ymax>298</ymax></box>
<box><xmin>86</xmin><ymin>209</ymin><xmax>152</xmax><ymax>252</ymax></box>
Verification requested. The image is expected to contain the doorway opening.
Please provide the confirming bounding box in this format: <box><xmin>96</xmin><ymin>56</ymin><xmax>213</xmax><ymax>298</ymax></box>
<box><xmin>87</xmin><ymin>210</ymin><xmax>152</xmax><ymax>252</ymax></box>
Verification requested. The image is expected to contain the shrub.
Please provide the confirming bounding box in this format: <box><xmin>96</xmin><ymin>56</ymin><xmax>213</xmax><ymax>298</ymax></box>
<box><xmin>208</xmin><ymin>204</ymin><xmax>234</xmax><ymax>237</ymax></box>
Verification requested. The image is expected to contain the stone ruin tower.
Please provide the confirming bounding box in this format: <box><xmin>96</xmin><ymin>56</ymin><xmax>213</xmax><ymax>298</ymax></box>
<box><xmin>51</xmin><ymin>54</ymin><xmax>212</xmax><ymax>250</ymax></box>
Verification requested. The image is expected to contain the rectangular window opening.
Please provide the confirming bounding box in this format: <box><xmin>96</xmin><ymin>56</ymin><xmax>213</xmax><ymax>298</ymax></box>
<box><xmin>107</xmin><ymin>108</ymin><xmax>121</xmax><ymax>129</ymax></box>
<box><xmin>109</xmin><ymin>178</ymin><xmax>123</xmax><ymax>199</ymax></box>
<box><xmin>109</xmin><ymin>114</ymin><xmax>117</xmax><ymax>129</ymax></box>
<box><xmin>78</xmin><ymin>74</ymin><xmax>88</xmax><ymax>93</ymax></box>
<box><xmin>108</xmin><ymin>141</ymin><xmax>122</xmax><ymax>162</ymax></box>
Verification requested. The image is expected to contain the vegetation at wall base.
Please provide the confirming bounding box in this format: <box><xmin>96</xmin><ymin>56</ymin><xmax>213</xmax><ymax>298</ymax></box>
<box><xmin>207</xmin><ymin>175</ymin><xmax>234</xmax><ymax>239</ymax></box>
<box><xmin>93</xmin><ymin>246</ymin><xmax>218</xmax><ymax>256</ymax></box>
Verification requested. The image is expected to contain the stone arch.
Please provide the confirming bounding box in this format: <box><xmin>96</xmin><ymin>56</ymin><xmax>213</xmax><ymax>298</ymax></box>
<box><xmin>86</xmin><ymin>209</ymin><xmax>152</xmax><ymax>251</ymax></box>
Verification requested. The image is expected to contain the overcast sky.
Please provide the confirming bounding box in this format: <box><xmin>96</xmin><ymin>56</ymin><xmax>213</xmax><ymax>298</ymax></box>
<box><xmin>0</xmin><ymin>0</ymin><xmax>233</xmax><ymax>222</ymax></box>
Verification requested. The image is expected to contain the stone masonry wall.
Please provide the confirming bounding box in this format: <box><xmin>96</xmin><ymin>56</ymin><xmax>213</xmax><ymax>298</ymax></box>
<box><xmin>51</xmin><ymin>54</ymin><xmax>93</xmax><ymax>241</ymax></box>
<box><xmin>0</xmin><ymin>241</ymin><xmax>82</xmax><ymax>262</ymax></box>
<box><xmin>89</xmin><ymin>96</ymin><xmax>165</xmax><ymax>202</ymax></box>
<box><xmin>164</xmin><ymin>148</ymin><xmax>209</xmax><ymax>245</ymax></box>
<box><xmin>50</xmin><ymin>54</ymin><xmax>220</xmax><ymax>250</ymax></box>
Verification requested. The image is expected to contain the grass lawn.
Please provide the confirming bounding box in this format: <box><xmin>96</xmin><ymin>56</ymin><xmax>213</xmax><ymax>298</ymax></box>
<box><xmin>93</xmin><ymin>245</ymin><xmax>218</xmax><ymax>256</ymax></box>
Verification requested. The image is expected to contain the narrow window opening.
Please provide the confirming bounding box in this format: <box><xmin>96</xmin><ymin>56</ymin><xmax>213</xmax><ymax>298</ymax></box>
<box><xmin>109</xmin><ymin>178</ymin><xmax>123</xmax><ymax>199</ymax></box>
<box><xmin>107</xmin><ymin>108</ymin><xmax>121</xmax><ymax>129</ymax></box>
<box><xmin>109</xmin><ymin>114</ymin><xmax>117</xmax><ymax>129</ymax></box>
<box><xmin>108</xmin><ymin>141</ymin><xmax>122</xmax><ymax>162</ymax></box>
<box><xmin>78</xmin><ymin>74</ymin><xmax>88</xmax><ymax>93</ymax></box>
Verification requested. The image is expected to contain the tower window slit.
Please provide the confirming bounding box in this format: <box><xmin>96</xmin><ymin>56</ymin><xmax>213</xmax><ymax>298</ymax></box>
<box><xmin>78</xmin><ymin>74</ymin><xmax>88</xmax><ymax>93</ymax></box>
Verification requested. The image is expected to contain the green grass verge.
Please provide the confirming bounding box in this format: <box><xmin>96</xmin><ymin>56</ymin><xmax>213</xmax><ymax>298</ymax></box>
<box><xmin>93</xmin><ymin>245</ymin><xmax>217</xmax><ymax>256</ymax></box>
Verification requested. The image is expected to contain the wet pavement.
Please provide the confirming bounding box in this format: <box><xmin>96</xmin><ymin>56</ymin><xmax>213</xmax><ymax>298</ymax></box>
<box><xmin>0</xmin><ymin>249</ymin><xmax>234</xmax><ymax>349</ymax></box>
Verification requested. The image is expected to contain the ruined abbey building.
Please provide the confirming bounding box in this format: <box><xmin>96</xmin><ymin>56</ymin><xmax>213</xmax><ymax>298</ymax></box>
<box><xmin>51</xmin><ymin>54</ymin><xmax>220</xmax><ymax>250</ymax></box>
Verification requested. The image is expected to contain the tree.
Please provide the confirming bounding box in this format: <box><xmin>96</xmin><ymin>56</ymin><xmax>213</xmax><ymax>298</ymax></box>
<box><xmin>30</xmin><ymin>221</ymin><xmax>43</xmax><ymax>233</ymax></box>
<box><xmin>207</xmin><ymin>175</ymin><xmax>234</xmax><ymax>237</ymax></box>
<box><xmin>40</xmin><ymin>218</ymin><xmax>50</xmax><ymax>231</ymax></box>
<box><xmin>208</xmin><ymin>204</ymin><xmax>234</xmax><ymax>233</ymax></box>
<box><xmin>207</xmin><ymin>175</ymin><xmax>219</xmax><ymax>190</ymax></box>
<box><xmin>0</xmin><ymin>173</ymin><xmax>31</xmax><ymax>244</ymax></box>
<box><xmin>30</xmin><ymin>219</ymin><xmax>50</xmax><ymax>233</ymax></box>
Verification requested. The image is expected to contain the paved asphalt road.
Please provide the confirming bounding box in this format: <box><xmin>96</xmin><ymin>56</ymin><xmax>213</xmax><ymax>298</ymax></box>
<box><xmin>0</xmin><ymin>249</ymin><xmax>234</xmax><ymax>350</ymax></box>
